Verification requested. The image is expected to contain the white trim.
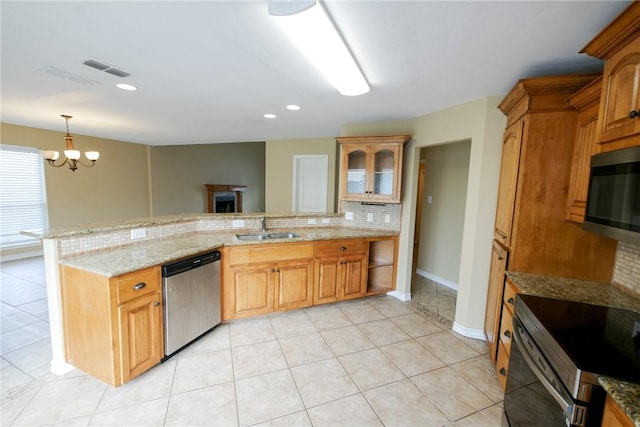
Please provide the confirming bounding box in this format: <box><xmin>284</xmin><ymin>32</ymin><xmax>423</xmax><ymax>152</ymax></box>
<box><xmin>386</xmin><ymin>290</ymin><xmax>411</xmax><ymax>301</ymax></box>
<box><xmin>452</xmin><ymin>321</ymin><xmax>486</xmax><ymax>341</ymax></box>
<box><xmin>416</xmin><ymin>268</ymin><xmax>458</xmax><ymax>291</ymax></box>
<box><xmin>1</xmin><ymin>249</ymin><xmax>44</xmax><ymax>262</ymax></box>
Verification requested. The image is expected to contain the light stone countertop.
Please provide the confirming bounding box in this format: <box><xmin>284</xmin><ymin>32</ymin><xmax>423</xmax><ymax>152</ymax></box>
<box><xmin>59</xmin><ymin>227</ymin><xmax>398</xmax><ymax>277</ymax></box>
<box><xmin>506</xmin><ymin>271</ymin><xmax>640</xmax><ymax>426</ymax></box>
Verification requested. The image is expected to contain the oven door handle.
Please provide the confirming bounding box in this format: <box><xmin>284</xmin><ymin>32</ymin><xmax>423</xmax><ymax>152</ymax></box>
<box><xmin>512</xmin><ymin>318</ymin><xmax>587</xmax><ymax>427</ymax></box>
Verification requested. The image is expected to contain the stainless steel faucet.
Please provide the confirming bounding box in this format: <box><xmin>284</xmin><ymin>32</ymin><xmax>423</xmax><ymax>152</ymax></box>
<box><xmin>260</xmin><ymin>217</ymin><xmax>267</xmax><ymax>234</ymax></box>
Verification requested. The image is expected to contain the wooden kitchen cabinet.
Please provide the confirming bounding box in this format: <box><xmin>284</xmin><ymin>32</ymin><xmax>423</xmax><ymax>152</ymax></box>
<box><xmin>493</xmin><ymin>120</ymin><xmax>524</xmax><ymax>247</ymax></box>
<box><xmin>484</xmin><ymin>240</ymin><xmax>508</xmax><ymax>363</ymax></box>
<box><xmin>494</xmin><ymin>278</ymin><xmax>519</xmax><ymax>391</ymax></box>
<box><xmin>566</xmin><ymin>76</ymin><xmax>603</xmax><ymax>223</ymax></box>
<box><xmin>366</xmin><ymin>237</ymin><xmax>398</xmax><ymax>295</ymax></box>
<box><xmin>314</xmin><ymin>239</ymin><xmax>368</xmax><ymax>304</ymax></box>
<box><xmin>61</xmin><ymin>265</ymin><xmax>163</xmax><ymax>386</ymax></box>
<box><xmin>222</xmin><ymin>242</ymin><xmax>314</xmax><ymax>320</ymax></box>
<box><xmin>581</xmin><ymin>2</ymin><xmax>640</xmax><ymax>152</ymax></box>
<box><xmin>601</xmin><ymin>395</ymin><xmax>634</xmax><ymax>427</ymax></box>
<box><xmin>337</xmin><ymin>135</ymin><xmax>410</xmax><ymax>203</ymax></box>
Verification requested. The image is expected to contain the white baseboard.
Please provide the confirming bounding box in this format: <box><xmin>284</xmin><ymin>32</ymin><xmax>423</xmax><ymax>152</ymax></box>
<box><xmin>387</xmin><ymin>290</ymin><xmax>411</xmax><ymax>302</ymax></box>
<box><xmin>416</xmin><ymin>269</ymin><xmax>458</xmax><ymax>291</ymax></box>
<box><xmin>452</xmin><ymin>322</ymin><xmax>486</xmax><ymax>341</ymax></box>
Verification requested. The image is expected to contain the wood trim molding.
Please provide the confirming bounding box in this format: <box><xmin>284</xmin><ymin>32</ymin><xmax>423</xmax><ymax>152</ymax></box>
<box><xmin>581</xmin><ymin>2</ymin><xmax>640</xmax><ymax>59</ymax></box>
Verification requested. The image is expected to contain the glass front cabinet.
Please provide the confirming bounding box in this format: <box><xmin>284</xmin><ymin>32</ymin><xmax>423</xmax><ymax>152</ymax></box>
<box><xmin>337</xmin><ymin>135</ymin><xmax>410</xmax><ymax>203</ymax></box>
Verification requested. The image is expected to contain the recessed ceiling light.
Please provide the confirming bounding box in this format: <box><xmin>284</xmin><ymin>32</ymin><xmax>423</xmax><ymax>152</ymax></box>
<box><xmin>116</xmin><ymin>83</ymin><xmax>137</xmax><ymax>91</ymax></box>
<box><xmin>264</xmin><ymin>113</ymin><xmax>277</xmax><ymax>119</ymax></box>
<box><xmin>286</xmin><ymin>104</ymin><xmax>301</xmax><ymax>111</ymax></box>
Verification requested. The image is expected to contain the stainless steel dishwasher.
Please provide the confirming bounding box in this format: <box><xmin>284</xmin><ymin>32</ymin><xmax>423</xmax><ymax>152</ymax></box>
<box><xmin>161</xmin><ymin>250</ymin><xmax>221</xmax><ymax>358</ymax></box>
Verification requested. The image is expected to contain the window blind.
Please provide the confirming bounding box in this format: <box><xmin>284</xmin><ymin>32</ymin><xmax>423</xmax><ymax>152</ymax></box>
<box><xmin>0</xmin><ymin>145</ymin><xmax>48</xmax><ymax>248</ymax></box>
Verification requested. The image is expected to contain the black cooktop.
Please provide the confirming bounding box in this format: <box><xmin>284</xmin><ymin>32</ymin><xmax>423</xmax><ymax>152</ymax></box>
<box><xmin>516</xmin><ymin>294</ymin><xmax>640</xmax><ymax>384</ymax></box>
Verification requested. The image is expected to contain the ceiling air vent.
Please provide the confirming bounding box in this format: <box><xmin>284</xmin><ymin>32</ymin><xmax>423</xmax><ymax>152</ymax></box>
<box><xmin>82</xmin><ymin>59</ymin><xmax>131</xmax><ymax>78</ymax></box>
<box><xmin>40</xmin><ymin>66</ymin><xmax>98</xmax><ymax>86</ymax></box>
<box><xmin>82</xmin><ymin>59</ymin><xmax>109</xmax><ymax>71</ymax></box>
<box><xmin>104</xmin><ymin>68</ymin><xmax>130</xmax><ymax>78</ymax></box>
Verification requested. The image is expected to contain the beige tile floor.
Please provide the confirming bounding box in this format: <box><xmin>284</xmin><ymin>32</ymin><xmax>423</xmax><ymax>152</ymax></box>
<box><xmin>1</xmin><ymin>257</ymin><xmax>503</xmax><ymax>426</ymax></box>
<box><xmin>410</xmin><ymin>275</ymin><xmax>458</xmax><ymax>327</ymax></box>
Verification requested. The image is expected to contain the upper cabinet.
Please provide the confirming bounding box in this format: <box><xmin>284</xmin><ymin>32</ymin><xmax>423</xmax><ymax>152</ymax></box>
<box><xmin>337</xmin><ymin>135</ymin><xmax>410</xmax><ymax>203</ymax></box>
<box><xmin>581</xmin><ymin>2</ymin><xmax>640</xmax><ymax>152</ymax></box>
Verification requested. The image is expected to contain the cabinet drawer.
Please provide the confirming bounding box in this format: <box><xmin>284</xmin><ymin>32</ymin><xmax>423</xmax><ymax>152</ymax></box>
<box><xmin>116</xmin><ymin>267</ymin><xmax>160</xmax><ymax>305</ymax></box>
<box><xmin>229</xmin><ymin>243</ymin><xmax>314</xmax><ymax>266</ymax></box>
<box><xmin>316</xmin><ymin>239</ymin><xmax>368</xmax><ymax>258</ymax></box>
<box><xmin>503</xmin><ymin>278</ymin><xmax>518</xmax><ymax>312</ymax></box>
<box><xmin>499</xmin><ymin>305</ymin><xmax>514</xmax><ymax>354</ymax></box>
<box><xmin>496</xmin><ymin>341</ymin><xmax>510</xmax><ymax>391</ymax></box>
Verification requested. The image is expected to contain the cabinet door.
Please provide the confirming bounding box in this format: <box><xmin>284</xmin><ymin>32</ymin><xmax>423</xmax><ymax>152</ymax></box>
<box><xmin>483</xmin><ymin>240</ymin><xmax>508</xmax><ymax>363</ymax></box>
<box><xmin>118</xmin><ymin>292</ymin><xmax>163</xmax><ymax>384</ymax></box>
<box><xmin>314</xmin><ymin>257</ymin><xmax>340</xmax><ymax>305</ymax></box>
<box><xmin>370</xmin><ymin>145</ymin><xmax>401</xmax><ymax>202</ymax></box>
<box><xmin>342</xmin><ymin>146</ymin><xmax>368</xmax><ymax>200</ymax></box>
<box><xmin>494</xmin><ymin>120</ymin><xmax>524</xmax><ymax>247</ymax></box>
<box><xmin>275</xmin><ymin>260</ymin><xmax>313</xmax><ymax>311</ymax></box>
<box><xmin>340</xmin><ymin>254</ymin><xmax>367</xmax><ymax>300</ymax></box>
<box><xmin>567</xmin><ymin>101</ymin><xmax>600</xmax><ymax>222</ymax></box>
<box><xmin>231</xmin><ymin>266</ymin><xmax>273</xmax><ymax>318</ymax></box>
<box><xmin>598</xmin><ymin>39</ymin><xmax>640</xmax><ymax>148</ymax></box>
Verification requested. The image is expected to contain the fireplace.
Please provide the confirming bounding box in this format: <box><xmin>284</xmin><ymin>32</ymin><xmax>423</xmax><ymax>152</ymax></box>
<box><xmin>205</xmin><ymin>184</ymin><xmax>247</xmax><ymax>213</ymax></box>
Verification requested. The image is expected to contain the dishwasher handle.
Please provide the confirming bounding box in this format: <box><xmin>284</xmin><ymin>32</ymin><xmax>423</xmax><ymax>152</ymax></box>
<box><xmin>162</xmin><ymin>250</ymin><xmax>221</xmax><ymax>277</ymax></box>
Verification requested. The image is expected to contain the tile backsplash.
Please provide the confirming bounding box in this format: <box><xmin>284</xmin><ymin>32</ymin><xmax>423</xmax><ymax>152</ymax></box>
<box><xmin>338</xmin><ymin>201</ymin><xmax>402</xmax><ymax>231</ymax></box>
<box><xmin>613</xmin><ymin>242</ymin><xmax>640</xmax><ymax>295</ymax></box>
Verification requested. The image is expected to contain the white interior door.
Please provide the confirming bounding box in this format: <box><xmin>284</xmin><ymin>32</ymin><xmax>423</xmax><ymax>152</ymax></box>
<box><xmin>293</xmin><ymin>155</ymin><xmax>328</xmax><ymax>213</ymax></box>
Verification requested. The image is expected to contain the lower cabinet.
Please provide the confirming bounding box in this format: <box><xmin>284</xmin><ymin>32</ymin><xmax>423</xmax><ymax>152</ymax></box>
<box><xmin>314</xmin><ymin>239</ymin><xmax>368</xmax><ymax>305</ymax></box>
<box><xmin>222</xmin><ymin>242</ymin><xmax>315</xmax><ymax>320</ymax></box>
<box><xmin>601</xmin><ymin>395</ymin><xmax>634</xmax><ymax>427</ymax></box>
<box><xmin>495</xmin><ymin>277</ymin><xmax>519</xmax><ymax>391</ymax></box>
<box><xmin>61</xmin><ymin>265</ymin><xmax>163</xmax><ymax>386</ymax></box>
<box><xmin>484</xmin><ymin>240</ymin><xmax>508</xmax><ymax>363</ymax></box>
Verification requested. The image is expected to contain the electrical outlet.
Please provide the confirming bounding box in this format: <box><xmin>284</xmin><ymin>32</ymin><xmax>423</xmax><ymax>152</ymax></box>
<box><xmin>427</xmin><ymin>195</ymin><xmax>433</xmax><ymax>204</ymax></box>
<box><xmin>232</xmin><ymin>219</ymin><xmax>244</xmax><ymax>228</ymax></box>
<box><xmin>384</xmin><ymin>214</ymin><xmax>391</xmax><ymax>223</ymax></box>
<box><xmin>345</xmin><ymin>212</ymin><xmax>354</xmax><ymax>220</ymax></box>
<box><xmin>322</xmin><ymin>218</ymin><xmax>331</xmax><ymax>225</ymax></box>
<box><xmin>130</xmin><ymin>228</ymin><xmax>146</xmax><ymax>240</ymax></box>
<box><xmin>308</xmin><ymin>218</ymin><xmax>316</xmax><ymax>225</ymax></box>
<box><xmin>367</xmin><ymin>213</ymin><xmax>374</xmax><ymax>222</ymax></box>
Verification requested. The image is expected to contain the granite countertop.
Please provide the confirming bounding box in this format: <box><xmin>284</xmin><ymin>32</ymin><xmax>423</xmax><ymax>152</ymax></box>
<box><xmin>59</xmin><ymin>227</ymin><xmax>398</xmax><ymax>277</ymax></box>
<box><xmin>506</xmin><ymin>271</ymin><xmax>640</xmax><ymax>425</ymax></box>
<box><xmin>598</xmin><ymin>377</ymin><xmax>640</xmax><ymax>427</ymax></box>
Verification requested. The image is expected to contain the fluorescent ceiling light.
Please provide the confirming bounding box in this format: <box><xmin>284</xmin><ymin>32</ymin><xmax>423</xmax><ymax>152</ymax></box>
<box><xmin>264</xmin><ymin>113</ymin><xmax>277</xmax><ymax>119</ymax></box>
<box><xmin>269</xmin><ymin>0</ymin><xmax>369</xmax><ymax>96</ymax></box>
<box><xmin>116</xmin><ymin>83</ymin><xmax>137</xmax><ymax>91</ymax></box>
<box><xmin>286</xmin><ymin>104</ymin><xmax>301</xmax><ymax>110</ymax></box>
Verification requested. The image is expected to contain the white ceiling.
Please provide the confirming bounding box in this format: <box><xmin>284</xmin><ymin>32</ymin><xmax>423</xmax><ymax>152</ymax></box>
<box><xmin>0</xmin><ymin>1</ymin><xmax>631</xmax><ymax>146</ymax></box>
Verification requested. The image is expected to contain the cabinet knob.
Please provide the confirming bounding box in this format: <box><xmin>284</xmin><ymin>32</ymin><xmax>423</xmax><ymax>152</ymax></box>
<box><xmin>499</xmin><ymin>367</ymin><xmax>506</xmax><ymax>376</ymax></box>
<box><xmin>504</xmin><ymin>330</ymin><xmax>511</xmax><ymax>339</ymax></box>
<box><xmin>133</xmin><ymin>282</ymin><xmax>146</xmax><ymax>291</ymax></box>
<box><xmin>340</xmin><ymin>246</ymin><xmax>347</xmax><ymax>251</ymax></box>
<box><xmin>507</xmin><ymin>297</ymin><xmax>515</xmax><ymax>305</ymax></box>
<box><xmin>630</xmin><ymin>110</ymin><xmax>639</xmax><ymax>119</ymax></box>
<box><xmin>497</xmin><ymin>255</ymin><xmax>504</xmax><ymax>261</ymax></box>
<box><xmin>154</xmin><ymin>301</ymin><xmax>160</xmax><ymax>307</ymax></box>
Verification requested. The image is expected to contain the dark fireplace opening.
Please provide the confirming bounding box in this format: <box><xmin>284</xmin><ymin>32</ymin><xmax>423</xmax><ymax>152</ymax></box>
<box><xmin>214</xmin><ymin>193</ymin><xmax>237</xmax><ymax>213</ymax></box>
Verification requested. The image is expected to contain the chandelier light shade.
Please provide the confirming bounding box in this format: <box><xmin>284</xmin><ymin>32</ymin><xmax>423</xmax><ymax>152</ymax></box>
<box><xmin>42</xmin><ymin>115</ymin><xmax>100</xmax><ymax>172</ymax></box>
<box><xmin>269</xmin><ymin>0</ymin><xmax>369</xmax><ymax>96</ymax></box>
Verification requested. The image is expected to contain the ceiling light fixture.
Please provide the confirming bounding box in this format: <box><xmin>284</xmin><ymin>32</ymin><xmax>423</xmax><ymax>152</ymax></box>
<box><xmin>269</xmin><ymin>0</ymin><xmax>369</xmax><ymax>96</ymax></box>
<box><xmin>42</xmin><ymin>115</ymin><xmax>100</xmax><ymax>172</ymax></box>
<box><xmin>116</xmin><ymin>83</ymin><xmax>138</xmax><ymax>91</ymax></box>
<box><xmin>264</xmin><ymin>113</ymin><xmax>277</xmax><ymax>119</ymax></box>
<box><xmin>286</xmin><ymin>104</ymin><xmax>301</xmax><ymax>110</ymax></box>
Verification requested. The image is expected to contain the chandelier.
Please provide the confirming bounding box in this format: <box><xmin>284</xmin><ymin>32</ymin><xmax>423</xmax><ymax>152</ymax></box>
<box><xmin>42</xmin><ymin>115</ymin><xmax>100</xmax><ymax>172</ymax></box>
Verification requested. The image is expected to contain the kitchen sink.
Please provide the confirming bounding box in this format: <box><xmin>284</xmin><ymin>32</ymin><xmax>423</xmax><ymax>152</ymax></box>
<box><xmin>267</xmin><ymin>232</ymin><xmax>299</xmax><ymax>239</ymax></box>
<box><xmin>235</xmin><ymin>232</ymin><xmax>299</xmax><ymax>241</ymax></box>
<box><xmin>235</xmin><ymin>233</ymin><xmax>269</xmax><ymax>241</ymax></box>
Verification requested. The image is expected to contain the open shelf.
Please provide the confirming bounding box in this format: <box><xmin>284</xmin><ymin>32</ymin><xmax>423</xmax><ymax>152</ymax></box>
<box><xmin>367</xmin><ymin>238</ymin><xmax>396</xmax><ymax>295</ymax></box>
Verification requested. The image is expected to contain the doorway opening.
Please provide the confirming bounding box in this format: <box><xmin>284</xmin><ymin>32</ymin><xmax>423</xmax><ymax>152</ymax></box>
<box><xmin>410</xmin><ymin>140</ymin><xmax>471</xmax><ymax>325</ymax></box>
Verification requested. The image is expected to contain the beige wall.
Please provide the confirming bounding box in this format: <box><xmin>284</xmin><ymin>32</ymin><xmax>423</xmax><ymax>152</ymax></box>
<box><xmin>150</xmin><ymin>142</ymin><xmax>265</xmax><ymax>215</ymax></box>
<box><xmin>265</xmin><ymin>137</ymin><xmax>337</xmax><ymax>213</ymax></box>
<box><xmin>342</xmin><ymin>96</ymin><xmax>506</xmax><ymax>335</ymax></box>
<box><xmin>1</xmin><ymin>122</ymin><xmax>151</xmax><ymax>230</ymax></box>
<box><xmin>418</xmin><ymin>140</ymin><xmax>471</xmax><ymax>285</ymax></box>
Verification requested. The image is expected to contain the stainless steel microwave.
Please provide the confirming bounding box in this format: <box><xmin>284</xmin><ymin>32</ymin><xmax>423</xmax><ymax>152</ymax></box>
<box><xmin>583</xmin><ymin>145</ymin><xmax>640</xmax><ymax>244</ymax></box>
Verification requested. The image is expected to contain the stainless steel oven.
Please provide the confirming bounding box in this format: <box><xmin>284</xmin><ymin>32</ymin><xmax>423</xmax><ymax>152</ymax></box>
<box><xmin>503</xmin><ymin>295</ymin><xmax>640</xmax><ymax>427</ymax></box>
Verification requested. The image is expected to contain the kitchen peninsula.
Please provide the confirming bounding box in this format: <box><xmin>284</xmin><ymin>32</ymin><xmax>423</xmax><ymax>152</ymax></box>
<box><xmin>24</xmin><ymin>212</ymin><xmax>400</xmax><ymax>385</ymax></box>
